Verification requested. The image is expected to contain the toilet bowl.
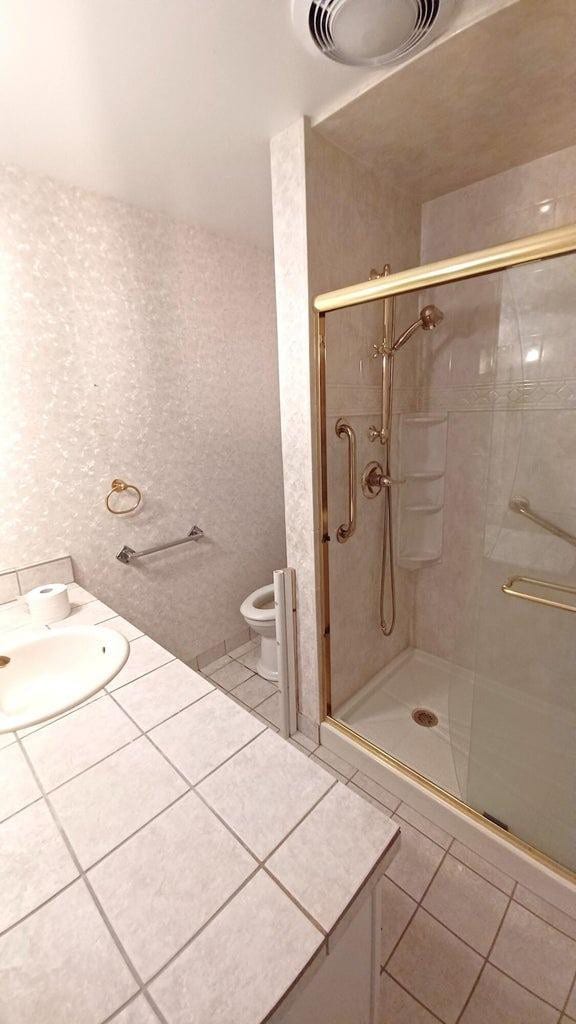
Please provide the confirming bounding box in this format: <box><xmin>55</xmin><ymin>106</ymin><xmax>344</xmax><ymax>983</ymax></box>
<box><xmin>240</xmin><ymin>583</ymin><xmax>277</xmax><ymax>681</ymax></box>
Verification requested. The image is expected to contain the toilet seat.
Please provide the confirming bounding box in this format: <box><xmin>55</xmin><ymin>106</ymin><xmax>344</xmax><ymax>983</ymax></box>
<box><xmin>240</xmin><ymin>584</ymin><xmax>275</xmax><ymax>622</ymax></box>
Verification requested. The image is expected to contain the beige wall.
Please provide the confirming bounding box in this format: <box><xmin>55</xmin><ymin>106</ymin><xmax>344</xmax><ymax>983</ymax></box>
<box><xmin>0</xmin><ymin>164</ymin><xmax>286</xmax><ymax>662</ymax></box>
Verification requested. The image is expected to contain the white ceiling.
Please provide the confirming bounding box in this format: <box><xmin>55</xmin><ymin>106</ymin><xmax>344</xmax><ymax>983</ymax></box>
<box><xmin>0</xmin><ymin>0</ymin><xmax>517</xmax><ymax>247</ymax></box>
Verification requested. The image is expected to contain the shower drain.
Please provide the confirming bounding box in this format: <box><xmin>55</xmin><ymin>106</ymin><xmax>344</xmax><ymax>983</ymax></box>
<box><xmin>412</xmin><ymin>708</ymin><xmax>439</xmax><ymax>728</ymax></box>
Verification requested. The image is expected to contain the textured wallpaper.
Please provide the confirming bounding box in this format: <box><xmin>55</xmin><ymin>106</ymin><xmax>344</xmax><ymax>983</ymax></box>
<box><xmin>0</xmin><ymin>164</ymin><xmax>286</xmax><ymax>661</ymax></box>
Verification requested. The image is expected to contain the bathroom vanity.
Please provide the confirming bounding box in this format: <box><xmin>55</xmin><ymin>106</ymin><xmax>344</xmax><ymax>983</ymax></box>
<box><xmin>0</xmin><ymin>559</ymin><xmax>399</xmax><ymax>1024</ymax></box>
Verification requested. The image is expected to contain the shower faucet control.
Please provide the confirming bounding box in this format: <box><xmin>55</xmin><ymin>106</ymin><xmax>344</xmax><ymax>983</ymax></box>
<box><xmin>361</xmin><ymin>461</ymin><xmax>405</xmax><ymax>498</ymax></box>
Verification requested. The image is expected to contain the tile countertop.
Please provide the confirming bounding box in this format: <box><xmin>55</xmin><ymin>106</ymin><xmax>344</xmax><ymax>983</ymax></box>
<box><xmin>0</xmin><ymin>584</ymin><xmax>400</xmax><ymax>1024</ymax></box>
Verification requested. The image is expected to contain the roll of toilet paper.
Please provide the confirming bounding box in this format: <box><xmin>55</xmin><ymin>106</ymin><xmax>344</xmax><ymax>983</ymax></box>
<box><xmin>26</xmin><ymin>583</ymin><xmax>71</xmax><ymax>626</ymax></box>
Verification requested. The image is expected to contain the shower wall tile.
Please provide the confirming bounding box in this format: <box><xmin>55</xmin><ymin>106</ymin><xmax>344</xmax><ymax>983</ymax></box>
<box><xmin>0</xmin><ymin>163</ymin><xmax>285</xmax><ymax>664</ymax></box>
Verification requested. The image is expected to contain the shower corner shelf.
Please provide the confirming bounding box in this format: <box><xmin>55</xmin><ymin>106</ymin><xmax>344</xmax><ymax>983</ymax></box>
<box><xmin>397</xmin><ymin>413</ymin><xmax>448</xmax><ymax>571</ymax></box>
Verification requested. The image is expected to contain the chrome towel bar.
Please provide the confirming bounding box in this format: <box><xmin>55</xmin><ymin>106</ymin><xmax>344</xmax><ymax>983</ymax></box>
<box><xmin>116</xmin><ymin>525</ymin><xmax>204</xmax><ymax>564</ymax></box>
<box><xmin>501</xmin><ymin>574</ymin><xmax>576</xmax><ymax>613</ymax></box>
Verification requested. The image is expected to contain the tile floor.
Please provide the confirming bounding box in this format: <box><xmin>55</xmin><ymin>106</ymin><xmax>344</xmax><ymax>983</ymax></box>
<box><xmin>200</xmin><ymin>644</ymin><xmax>576</xmax><ymax>1023</ymax></box>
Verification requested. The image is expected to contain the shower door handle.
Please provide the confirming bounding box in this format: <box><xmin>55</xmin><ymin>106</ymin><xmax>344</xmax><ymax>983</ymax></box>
<box><xmin>501</xmin><ymin>574</ymin><xmax>576</xmax><ymax>613</ymax></box>
<box><xmin>335</xmin><ymin>418</ymin><xmax>357</xmax><ymax>543</ymax></box>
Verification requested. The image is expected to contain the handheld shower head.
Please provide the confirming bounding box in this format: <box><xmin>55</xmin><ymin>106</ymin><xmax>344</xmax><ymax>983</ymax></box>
<box><xmin>391</xmin><ymin>303</ymin><xmax>445</xmax><ymax>352</ymax></box>
<box><xmin>420</xmin><ymin>304</ymin><xmax>444</xmax><ymax>330</ymax></box>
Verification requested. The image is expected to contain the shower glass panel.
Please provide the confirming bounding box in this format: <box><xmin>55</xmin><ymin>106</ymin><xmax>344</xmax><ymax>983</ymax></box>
<box><xmin>326</xmin><ymin>248</ymin><xmax>576</xmax><ymax>875</ymax></box>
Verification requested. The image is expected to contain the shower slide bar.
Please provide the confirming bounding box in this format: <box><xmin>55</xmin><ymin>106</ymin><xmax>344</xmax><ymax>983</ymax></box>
<box><xmin>502</xmin><ymin>575</ymin><xmax>576</xmax><ymax>614</ymax></box>
<box><xmin>116</xmin><ymin>525</ymin><xmax>204</xmax><ymax>564</ymax></box>
<box><xmin>335</xmin><ymin>418</ymin><xmax>356</xmax><ymax>543</ymax></box>
<box><xmin>509</xmin><ymin>496</ymin><xmax>576</xmax><ymax>548</ymax></box>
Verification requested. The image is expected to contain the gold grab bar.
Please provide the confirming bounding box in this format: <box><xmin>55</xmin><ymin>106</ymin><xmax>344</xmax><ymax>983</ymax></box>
<box><xmin>501</xmin><ymin>575</ymin><xmax>576</xmax><ymax>613</ymax></box>
<box><xmin>509</xmin><ymin>496</ymin><xmax>576</xmax><ymax>548</ymax></box>
<box><xmin>335</xmin><ymin>418</ymin><xmax>356</xmax><ymax>543</ymax></box>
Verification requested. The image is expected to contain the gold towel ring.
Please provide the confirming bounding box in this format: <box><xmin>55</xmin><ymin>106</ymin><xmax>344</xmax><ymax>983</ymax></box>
<box><xmin>105</xmin><ymin>479</ymin><xmax>142</xmax><ymax>515</ymax></box>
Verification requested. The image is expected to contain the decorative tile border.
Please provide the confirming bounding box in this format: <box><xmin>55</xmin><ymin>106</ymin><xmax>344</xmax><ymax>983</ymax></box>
<box><xmin>326</xmin><ymin>379</ymin><xmax>576</xmax><ymax>417</ymax></box>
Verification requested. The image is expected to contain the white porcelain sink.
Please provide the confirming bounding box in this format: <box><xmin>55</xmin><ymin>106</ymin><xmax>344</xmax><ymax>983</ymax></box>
<box><xmin>0</xmin><ymin>625</ymin><xmax>129</xmax><ymax>733</ymax></box>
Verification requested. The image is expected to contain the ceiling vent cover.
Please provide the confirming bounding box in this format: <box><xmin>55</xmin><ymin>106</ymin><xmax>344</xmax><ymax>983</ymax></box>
<box><xmin>293</xmin><ymin>0</ymin><xmax>456</xmax><ymax>67</ymax></box>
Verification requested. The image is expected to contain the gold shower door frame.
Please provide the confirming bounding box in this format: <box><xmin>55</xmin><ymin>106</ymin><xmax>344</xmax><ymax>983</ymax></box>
<box><xmin>313</xmin><ymin>223</ymin><xmax>576</xmax><ymax>882</ymax></box>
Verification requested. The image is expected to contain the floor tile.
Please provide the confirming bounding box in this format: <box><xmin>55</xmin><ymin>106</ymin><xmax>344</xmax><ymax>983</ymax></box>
<box><xmin>514</xmin><ymin>885</ymin><xmax>576</xmax><ymax>940</ymax></box>
<box><xmin>235</xmin><ymin>648</ymin><xmax>260</xmax><ymax>672</ymax></box>
<box><xmin>107</xmin><ymin>616</ymin><xmax>145</xmax><ymax>642</ymax></box>
<box><xmin>107</xmin><ymin>635</ymin><xmax>174</xmax><ymax>692</ymax></box>
<box><xmin>385</xmin><ymin>817</ymin><xmax>445</xmax><ymax>901</ymax></box>
<box><xmin>197</xmin><ymin>730</ymin><xmax>334</xmax><ymax>859</ymax></box>
<box><xmin>380</xmin><ymin>972</ymin><xmax>441</xmax><ymax>1023</ymax></box>
<box><xmin>232</xmin><ymin>675</ymin><xmax>277</xmax><ymax>709</ymax></box>
<box><xmin>112</xmin><ymin>661</ymin><xmax>213</xmax><ymax>731</ymax></box>
<box><xmin>210</xmin><ymin>660</ymin><xmax>253</xmax><ymax>690</ymax></box>
<box><xmin>268</xmin><ymin>783</ymin><xmax>398</xmax><ymax>930</ymax></box>
<box><xmin>150</xmin><ymin>690</ymin><xmax>265</xmax><ymax>784</ymax></box>
<box><xmin>450</xmin><ymin>840</ymin><xmax>514</xmax><ymax>895</ymax></box>
<box><xmin>227</xmin><ymin>639</ymin><xmax>258</xmax><ymax>660</ymax></box>
<box><xmin>460</xmin><ymin>963</ymin><xmax>559</xmax><ymax>1024</ymax></box>
<box><xmin>490</xmin><ymin>901</ymin><xmax>576</xmax><ymax>1008</ymax></box>
<box><xmin>0</xmin><ymin>800</ymin><xmax>78</xmax><ymax>932</ymax></box>
<box><xmin>0</xmin><ymin>744</ymin><xmax>41</xmax><ymax>822</ymax></box>
<box><xmin>50</xmin><ymin>736</ymin><xmax>187</xmax><ymax>867</ymax></box>
<box><xmin>388</xmin><ymin>909</ymin><xmax>483</xmax><ymax>1024</ymax></box>
<box><xmin>200</xmin><ymin>654</ymin><xmax>231</xmax><ymax>675</ymax></box>
<box><xmin>112</xmin><ymin>996</ymin><xmax>161</xmax><ymax>1024</ymax></box>
<box><xmin>0</xmin><ymin>880</ymin><xmax>137</xmax><ymax>1024</ymax></box>
<box><xmin>395</xmin><ymin>804</ymin><xmax>452</xmax><ymax>849</ymax></box>
<box><xmin>566</xmin><ymin>979</ymin><xmax>576</xmax><ymax>1018</ymax></box>
<box><xmin>380</xmin><ymin>877</ymin><xmax>418</xmax><ymax>965</ymax></box>
<box><xmin>422</xmin><ymin>855</ymin><xmax>509</xmax><ymax>955</ymax></box>
<box><xmin>352</xmin><ymin>772</ymin><xmax>400</xmax><ymax>812</ymax></box>
<box><xmin>23</xmin><ymin>696</ymin><xmax>138</xmax><ymax>791</ymax></box>
<box><xmin>256</xmin><ymin>691</ymin><xmax>282</xmax><ymax>728</ymax></box>
<box><xmin>89</xmin><ymin>792</ymin><xmax>256</xmax><ymax>979</ymax></box>
<box><xmin>312</xmin><ymin>745</ymin><xmax>356</xmax><ymax>780</ymax></box>
<box><xmin>149</xmin><ymin>872</ymin><xmax>323</xmax><ymax>1024</ymax></box>
<box><xmin>310</xmin><ymin>753</ymin><xmax>348</xmax><ymax>782</ymax></box>
<box><xmin>291</xmin><ymin>731</ymin><xmax>317</xmax><ymax>753</ymax></box>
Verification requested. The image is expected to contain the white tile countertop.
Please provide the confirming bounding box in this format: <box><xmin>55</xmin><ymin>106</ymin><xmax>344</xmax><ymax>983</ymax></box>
<box><xmin>0</xmin><ymin>582</ymin><xmax>400</xmax><ymax>1024</ymax></box>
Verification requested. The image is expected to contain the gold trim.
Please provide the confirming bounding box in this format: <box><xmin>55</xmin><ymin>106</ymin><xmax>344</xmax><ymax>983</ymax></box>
<box><xmin>314</xmin><ymin>223</ymin><xmax>576</xmax><ymax>312</ymax></box>
<box><xmin>327</xmin><ymin>717</ymin><xmax>576</xmax><ymax>884</ymax></box>
<box><xmin>314</xmin><ymin>223</ymin><xmax>576</xmax><ymax>882</ymax></box>
<box><xmin>502</xmin><ymin>575</ymin><xmax>576</xmax><ymax>613</ymax></box>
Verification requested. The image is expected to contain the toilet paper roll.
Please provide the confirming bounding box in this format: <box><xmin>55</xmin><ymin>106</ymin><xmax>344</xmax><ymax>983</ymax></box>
<box><xmin>26</xmin><ymin>583</ymin><xmax>71</xmax><ymax>626</ymax></box>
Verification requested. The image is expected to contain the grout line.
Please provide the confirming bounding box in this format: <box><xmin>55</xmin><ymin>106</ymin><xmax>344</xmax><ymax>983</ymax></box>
<box><xmin>0</xmin><ymin>874</ymin><xmax>81</xmax><ymax>940</ymax></box>
<box><xmin>110</xmin><ymin>682</ymin><xmax>214</xmax><ymax>733</ymax></box>
<box><xmin>261</xmin><ymin>864</ymin><xmax>328</xmax><ymax>936</ymax></box>
<box><xmin>454</xmin><ymin>887</ymin><xmax>515</xmax><ymax>1023</ymax></box>
<box><xmin>382</xmin><ymin>969</ymin><xmax>445</xmax><ymax>1022</ymax></box>
<box><xmin>13</xmin><ymin>734</ymin><xmax>157</xmax><ymax>1022</ymax></box>
<box><xmin>106</xmin><ymin>653</ymin><xmax>177</xmax><ymax>695</ymax></box>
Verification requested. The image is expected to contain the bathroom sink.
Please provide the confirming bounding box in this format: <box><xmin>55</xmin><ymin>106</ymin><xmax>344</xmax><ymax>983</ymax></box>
<box><xmin>0</xmin><ymin>625</ymin><xmax>129</xmax><ymax>733</ymax></box>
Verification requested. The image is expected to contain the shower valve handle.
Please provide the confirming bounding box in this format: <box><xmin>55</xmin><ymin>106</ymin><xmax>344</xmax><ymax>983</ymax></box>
<box><xmin>361</xmin><ymin>462</ymin><xmax>405</xmax><ymax>498</ymax></box>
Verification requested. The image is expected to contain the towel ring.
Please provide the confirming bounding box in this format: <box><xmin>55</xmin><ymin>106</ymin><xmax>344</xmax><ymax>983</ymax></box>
<box><xmin>105</xmin><ymin>479</ymin><xmax>142</xmax><ymax>515</ymax></box>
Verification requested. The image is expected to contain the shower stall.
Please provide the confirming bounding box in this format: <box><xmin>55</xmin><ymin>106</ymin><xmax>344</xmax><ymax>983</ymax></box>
<box><xmin>316</xmin><ymin>223</ymin><xmax>576</xmax><ymax>878</ymax></box>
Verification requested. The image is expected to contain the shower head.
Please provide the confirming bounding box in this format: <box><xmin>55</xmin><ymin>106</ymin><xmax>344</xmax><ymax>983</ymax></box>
<box><xmin>392</xmin><ymin>304</ymin><xmax>445</xmax><ymax>352</ymax></box>
<box><xmin>420</xmin><ymin>304</ymin><xmax>444</xmax><ymax>331</ymax></box>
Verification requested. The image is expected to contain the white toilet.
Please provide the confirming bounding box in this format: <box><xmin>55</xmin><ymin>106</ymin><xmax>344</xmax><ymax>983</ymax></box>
<box><xmin>240</xmin><ymin>583</ymin><xmax>277</xmax><ymax>681</ymax></box>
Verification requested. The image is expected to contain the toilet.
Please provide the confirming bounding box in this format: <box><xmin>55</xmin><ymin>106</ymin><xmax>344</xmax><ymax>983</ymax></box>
<box><xmin>240</xmin><ymin>583</ymin><xmax>277</xmax><ymax>681</ymax></box>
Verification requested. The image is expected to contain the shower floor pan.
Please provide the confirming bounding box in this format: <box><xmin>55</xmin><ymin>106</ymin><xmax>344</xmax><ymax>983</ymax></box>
<box><xmin>337</xmin><ymin>647</ymin><xmax>474</xmax><ymax>799</ymax></box>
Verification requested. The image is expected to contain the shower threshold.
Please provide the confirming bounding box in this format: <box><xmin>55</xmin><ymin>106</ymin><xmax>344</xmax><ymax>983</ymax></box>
<box><xmin>336</xmin><ymin>647</ymin><xmax>474</xmax><ymax>799</ymax></box>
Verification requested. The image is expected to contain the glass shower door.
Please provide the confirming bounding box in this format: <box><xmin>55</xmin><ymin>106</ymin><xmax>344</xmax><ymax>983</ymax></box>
<box><xmin>464</xmin><ymin>254</ymin><xmax>576</xmax><ymax>872</ymax></box>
